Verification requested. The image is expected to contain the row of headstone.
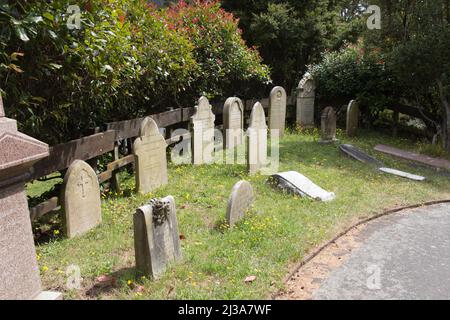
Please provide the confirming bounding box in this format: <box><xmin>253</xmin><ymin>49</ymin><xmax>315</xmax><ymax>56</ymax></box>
<box><xmin>0</xmin><ymin>93</ymin><xmax>62</xmax><ymax>299</ymax></box>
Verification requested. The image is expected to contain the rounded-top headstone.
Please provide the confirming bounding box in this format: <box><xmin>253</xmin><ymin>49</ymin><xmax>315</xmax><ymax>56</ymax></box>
<box><xmin>346</xmin><ymin>100</ymin><xmax>359</xmax><ymax>137</ymax></box>
<box><xmin>140</xmin><ymin>116</ymin><xmax>160</xmax><ymax>137</ymax></box>
<box><xmin>269</xmin><ymin>86</ymin><xmax>287</xmax><ymax>136</ymax></box>
<box><xmin>223</xmin><ymin>97</ymin><xmax>244</xmax><ymax>149</ymax></box>
<box><xmin>62</xmin><ymin>160</ymin><xmax>102</xmax><ymax>238</ymax></box>
<box><xmin>226</xmin><ymin>180</ymin><xmax>254</xmax><ymax>227</ymax></box>
<box><xmin>249</xmin><ymin>102</ymin><xmax>267</xmax><ymax>129</ymax></box>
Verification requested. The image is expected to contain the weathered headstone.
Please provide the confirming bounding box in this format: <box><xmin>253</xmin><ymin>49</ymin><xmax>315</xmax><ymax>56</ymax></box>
<box><xmin>296</xmin><ymin>73</ymin><xmax>316</xmax><ymax>128</ymax></box>
<box><xmin>226</xmin><ymin>180</ymin><xmax>254</xmax><ymax>227</ymax></box>
<box><xmin>223</xmin><ymin>97</ymin><xmax>244</xmax><ymax>149</ymax></box>
<box><xmin>269</xmin><ymin>86</ymin><xmax>287</xmax><ymax>137</ymax></box>
<box><xmin>133</xmin><ymin>117</ymin><xmax>168</xmax><ymax>194</ymax></box>
<box><xmin>319</xmin><ymin>106</ymin><xmax>338</xmax><ymax>144</ymax></box>
<box><xmin>271</xmin><ymin>171</ymin><xmax>336</xmax><ymax>202</ymax></box>
<box><xmin>134</xmin><ymin>196</ymin><xmax>182</xmax><ymax>279</ymax></box>
<box><xmin>0</xmin><ymin>93</ymin><xmax>61</xmax><ymax>299</ymax></box>
<box><xmin>346</xmin><ymin>100</ymin><xmax>359</xmax><ymax>137</ymax></box>
<box><xmin>190</xmin><ymin>96</ymin><xmax>216</xmax><ymax>165</ymax></box>
<box><xmin>247</xmin><ymin>102</ymin><xmax>268</xmax><ymax>175</ymax></box>
<box><xmin>62</xmin><ymin>160</ymin><xmax>102</xmax><ymax>238</ymax></box>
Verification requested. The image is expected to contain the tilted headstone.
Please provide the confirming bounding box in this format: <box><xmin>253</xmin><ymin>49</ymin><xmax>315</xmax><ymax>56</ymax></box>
<box><xmin>296</xmin><ymin>73</ymin><xmax>316</xmax><ymax>128</ymax></box>
<box><xmin>319</xmin><ymin>106</ymin><xmax>337</xmax><ymax>144</ymax></box>
<box><xmin>346</xmin><ymin>100</ymin><xmax>359</xmax><ymax>137</ymax></box>
<box><xmin>190</xmin><ymin>96</ymin><xmax>215</xmax><ymax>165</ymax></box>
<box><xmin>62</xmin><ymin>160</ymin><xmax>102</xmax><ymax>238</ymax></box>
<box><xmin>133</xmin><ymin>117</ymin><xmax>168</xmax><ymax>194</ymax></box>
<box><xmin>223</xmin><ymin>97</ymin><xmax>244</xmax><ymax>149</ymax></box>
<box><xmin>271</xmin><ymin>171</ymin><xmax>336</xmax><ymax>202</ymax></box>
<box><xmin>134</xmin><ymin>196</ymin><xmax>182</xmax><ymax>279</ymax></box>
<box><xmin>247</xmin><ymin>102</ymin><xmax>268</xmax><ymax>175</ymax></box>
<box><xmin>226</xmin><ymin>180</ymin><xmax>254</xmax><ymax>227</ymax></box>
<box><xmin>269</xmin><ymin>86</ymin><xmax>287</xmax><ymax>137</ymax></box>
<box><xmin>0</xmin><ymin>93</ymin><xmax>61</xmax><ymax>299</ymax></box>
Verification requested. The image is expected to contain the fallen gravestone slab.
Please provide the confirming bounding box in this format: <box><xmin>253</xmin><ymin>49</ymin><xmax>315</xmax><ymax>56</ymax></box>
<box><xmin>379</xmin><ymin>168</ymin><xmax>426</xmax><ymax>181</ymax></box>
<box><xmin>375</xmin><ymin>144</ymin><xmax>450</xmax><ymax>171</ymax></box>
<box><xmin>339</xmin><ymin>144</ymin><xmax>383</xmax><ymax>167</ymax></box>
<box><xmin>271</xmin><ymin>171</ymin><xmax>335</xmax><ymax>202</ymax></box>
<box><xmin>340</xmin><ymin>144</ymin><xmax>426</xmax><ymax>181</ymax></box>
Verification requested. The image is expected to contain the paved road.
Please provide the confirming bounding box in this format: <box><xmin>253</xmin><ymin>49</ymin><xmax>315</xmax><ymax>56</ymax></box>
<box><xmin>314</xmin><ymin>203</ymin><xmax>450</xmax><ymax>300</ymax></box>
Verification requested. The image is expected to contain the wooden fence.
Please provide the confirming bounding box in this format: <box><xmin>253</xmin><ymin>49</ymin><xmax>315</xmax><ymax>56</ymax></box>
<box><xmin>28</xmin><ymin>95</ymin><xmax>296</xmax><ymax>221</ymax></box>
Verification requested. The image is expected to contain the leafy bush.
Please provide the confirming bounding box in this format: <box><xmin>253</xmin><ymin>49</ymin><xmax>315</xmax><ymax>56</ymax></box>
<box><xmin>0</xmin><ymin>0</ymin><xmax>269</xmax><ymax>144</ymax></box>
<box><xmin>310</xmin><ymin>43</ymin><xmax>397</xmax><ymax>113</ymax></box>
<box><xmin>162</xmin><ymin>0</ymin><xmax>270</xmax><ymax>98</ymax></box>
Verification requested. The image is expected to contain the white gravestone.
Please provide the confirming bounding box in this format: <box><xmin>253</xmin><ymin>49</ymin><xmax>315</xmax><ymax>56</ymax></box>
<box><xmin>223</xmin><ymin>97</ymin><xmax>244</xmax><ymax>149</ymax></box>
<box><xmin>190</xmin><ymin>97</ymin><xmax>215</xmax><ymax>165</ymax></box>
<box><xmin>133</xmin><ymin>117</ymin><xmax>168</xmax><ymax>194</ymax></box>
<box><xmin>247</xmin><ymin>102</ymin><xmax>268</xmax><ymax>175</ymax></box>
<box><xmin>269</xmin><ymin>86</ymin><xmax>287</xmax><ymax>137</ymax></box>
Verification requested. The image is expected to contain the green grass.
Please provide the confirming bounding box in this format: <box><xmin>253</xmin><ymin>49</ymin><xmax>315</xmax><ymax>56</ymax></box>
<box><xmin>32</xmin><ymin>129</ymin><xmax>450</xmax><ymax>300</ymax></box>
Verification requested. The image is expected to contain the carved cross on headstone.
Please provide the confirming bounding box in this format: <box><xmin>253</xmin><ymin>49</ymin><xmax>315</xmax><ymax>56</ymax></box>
<box><xmin>0</xmin><ymin>92</ymin><xmax>5</xmax><ymax>117</ymax></box>
<box><xmin>77</xmin><ymin>171</ymin><xmax>90</xmax><ymax>198</ymax></box>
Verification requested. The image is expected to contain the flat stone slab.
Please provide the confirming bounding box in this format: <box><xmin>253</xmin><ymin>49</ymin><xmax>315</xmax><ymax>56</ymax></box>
<box><xmin>375</xmin><ymin>144</ymin><xmax>450</xmax><ymax>171</ymax></box>
<box><xmin>313</xmin><ymin>203</ymin><xmax>450</xmax><ymax>300</ymax></box>
<box><xmin>271</xmin><ymin>171</ymin><xmax>335</xmax><ymax>202</ymax></box>
<box><xmin>379</xmin><ymin>168</ymin><xmax>425</xmax><ymax>181</ymax></box>
<box><xmin>340</xmin><ymin>144</ymin><xmax>383</xmax><ymax>167</ymax></box>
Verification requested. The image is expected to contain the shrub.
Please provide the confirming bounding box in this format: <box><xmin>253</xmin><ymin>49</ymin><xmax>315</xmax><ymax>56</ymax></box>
<box><xmin>162</xmin><ymin>0</ymin><xmax>271</xmax><ymax>98</ymax></box>
<box><xmin>0</xmin><ymin>0</ymin><xmax>269</xmax><ymax>144</ymax></box>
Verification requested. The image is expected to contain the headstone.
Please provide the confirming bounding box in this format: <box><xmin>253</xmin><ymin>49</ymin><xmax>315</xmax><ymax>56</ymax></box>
<box><xmin>134</xmin><ymin>196</ymin><xmax>181</xmax><ymax>279</ymax></box>
<box><xmin>319</xmin><ymin>106</ymin><xmax>337</xmax><ymax>144</ymax></box>
<box><xmin>0</xmin><ymin>93</ymin><xmax>61</xmax><ymax>299</ymax></box>
<box><xmin>226</xmin><ymin>180</ymin><xmax>254</xmax><ymax>227</ymax></box>
<box><xmin>269</xmin><ymin>86</ymin><xmax>287</xmax><ymax>137</ymax></box>
<box><xmin>223</xmin><ymin>97</ymin><xmax>244</xmax><ymax>149</ymax></box>
<box><xmin>62</xmin><ymin>160</ymin><xmax>102</xmax><ymax>238</ymax></box>
<box><xmin>247</xmin><ymin>102</ymin><xmax>268</xmax><ymax>175</ymax></box>
<box><xmin>270</xmin><ymin>171</ymin><xmax>336</xmax><ymax>202</ymax></box>
<box><xmin>296</xmin><ymin>73</ymin><xmax>316</xmax><ymax>128</ymax></box>
<box><xmin>133</xmin><ymin>117</ymin><xmax>168</xmax><ymax>194</ymax></box>
<box><xmin>190</xmin><ymin>96</ymin><xmax>215</xmax><ymax>165</ymax></box>
<box><xmin>346</xmin><ymin>100</ymin><xmax>359</xmax><ymax>137</ymax></box>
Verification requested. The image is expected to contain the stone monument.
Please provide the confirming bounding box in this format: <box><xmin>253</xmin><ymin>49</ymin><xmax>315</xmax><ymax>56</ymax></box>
<box><xmin>190</xmin><ymin>97</ymin><xmax>215</xmax><ymax>165</ymax></box>
<box><xmin>134</xmin><ymin>196</ymin><xmax>182</xmax><ymax>279</ymax></box>
<box><xmin>0</xmin><ymin>93</ymin><xmax>61</xmax><ymax>299</ymax></box>
<box><xmin>133</xmin><ymin>117</ymin><xmax>168</xmax><ymax>194</ymax></box>
<box><xmin>319</xmin><ymin>106</ymin><xmax>337</xmax><ymax>144</ymax></box>
<box><xmin>61</xmin><ymin>160</ymin><xmax>102</xmax><ymax>238</ymax></box>
<box><xmin>269</xmin><ymin>86</ymin><xmax>287</xmax><ymax>137</ymax></box>
<box><xmin>346</xmin><ymin>100</ymin><xmax>359</xmax><ymax>137</ymax></box>
<box><xmin>296</xmin><ymin>73</ymin><xmax>316</xmax><ymax>128</ymax></box>
<box><xmin>226</xmin><ymin>180</ymin><xmax>254</xmax><ymax>227</ymax></box>
<box><xmin>247</xmin><ymin>102</ymin><xmax>268</xmax><ymax>175</ymax></box>
<box><xmin>223</xmin><ymin>97</ymin><xmax>244</xmax><ymax>149</ymax></box>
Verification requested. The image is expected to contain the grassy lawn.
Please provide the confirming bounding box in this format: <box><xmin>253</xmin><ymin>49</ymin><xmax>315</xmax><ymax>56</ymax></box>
<box><xmin>31</xmin><ymin>129</ymin><xmax>450</xmax><ymax>300</ymax></box>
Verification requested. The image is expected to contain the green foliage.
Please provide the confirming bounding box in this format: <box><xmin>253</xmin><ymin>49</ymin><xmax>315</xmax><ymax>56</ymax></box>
<box><xmin>310</xmin><ymin>43</ymin><xmax>396</xmax><ymax>113</ymax></box>
<box><xmin>0</xmin><ymin>0</ymin><xmax>269</xmax><ymax>144</ymax></box>
<box><xmin>222</xmin><ymin>0</ymin><xmax>365</xmax><ymax>89</ymax></box>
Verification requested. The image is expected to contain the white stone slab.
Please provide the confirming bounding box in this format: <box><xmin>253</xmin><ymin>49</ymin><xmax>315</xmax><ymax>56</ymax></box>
<box><xmin>273</xmin><ymin>171</ymin><xmax>335</xmax><ymax>202</ymax></box>
<box><xmin>379</xmin><ymin>167</ymin><xmax>426</xmax><ymax>181</ymax></box>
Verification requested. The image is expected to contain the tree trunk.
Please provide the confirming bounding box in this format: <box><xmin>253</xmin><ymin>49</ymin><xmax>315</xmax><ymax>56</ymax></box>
<box><xmin>437</xmin><ymin>79</ymin><xmax>450</xmax><ymax>151</ymax></box>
